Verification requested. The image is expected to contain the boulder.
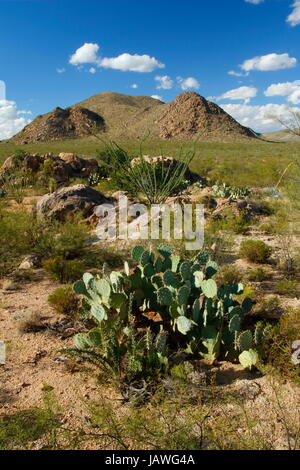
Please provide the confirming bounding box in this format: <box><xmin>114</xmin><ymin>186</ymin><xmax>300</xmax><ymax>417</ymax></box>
<box><xmin>0</xmin><ymin>152</ymin><xmax>99</xmax><ymax>185</ymax></box>
<box><xmin>130</xmin><ymin>155</ymin><xmax>203</xmax><ymax>184</ymax></box>
<box><xmin>36</xmin><ymin>184</ymin><xmax>109</xmax><ymax>220</ymax></box>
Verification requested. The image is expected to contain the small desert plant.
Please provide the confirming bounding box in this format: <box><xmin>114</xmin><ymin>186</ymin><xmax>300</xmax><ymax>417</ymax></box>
<box><xmin>264</xmin><ymin>308</ymin><xmax>300</xmax><ymax>384</ymax></box>
<box><xmin>257</xmin><ymin>296</ymin><xmax>281</xmax><ymax>316</ymax></box>
<box><xmin>48</xmin><ymin>286</ymin><xmax>81</xmax><ymax>318</ymax></box>
<box><xmin>33</xmin><ymin>216</ymin><xmax>88</xmax><ymax>260</ymax></box>
<box><xmin>276</xmin><ymin>279</ymin><xmax>298</xmax><ymax>298</ymax></box>
<box><xmin>216</xmin><ymin>264</ymin><xmax>244</xmax><ymax>285</ymax></box>
<box><xmin>16</xmin><ymin>311</ymin><xmax>43</xmax><ymax>334</ymax></box>
<box><xmin>96</xmin><ymin>142</ymin><xmax>195</xmax><ymax>204</ymax></box>
<box><xmin>247</xmin><ymin>267</ymin><xmax>269</xmax><ymax>282</ymax></box>
<box><xmin>212</xmin><ymin>182</ymin><xmax>250</xmax><ymax>200</ymax></box>
<box><xmin>43</xmin><ymin>256</ymin><xmax>84</xmax><ymax>283</ymax></box>
<box><xmin>239</xmin><ymin>240</ymin><xmax>272</xmax><ymax>263</ymax></box>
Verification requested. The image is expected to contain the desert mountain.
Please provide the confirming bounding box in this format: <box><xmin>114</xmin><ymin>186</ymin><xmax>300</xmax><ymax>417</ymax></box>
<box><xmin>11</xmin><ymin>106</ymin><xmax>105</xmax><ymax>144</ymax></box>
<box><xmin>10</xmin><ymin>91</ymin><xmax>258</xmax><ymax>143</ymax></box>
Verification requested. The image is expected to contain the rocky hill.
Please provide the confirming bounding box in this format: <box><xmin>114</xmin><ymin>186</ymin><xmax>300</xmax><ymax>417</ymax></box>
<box><xmin>10</xmin><ymin>91</ymin><xmax>258</xmax><ymax>143</ymax></box>
<box><xmin>12</xmin><ymin>106</ymin><xmax>105</xmax><ymax>144</ymax></box>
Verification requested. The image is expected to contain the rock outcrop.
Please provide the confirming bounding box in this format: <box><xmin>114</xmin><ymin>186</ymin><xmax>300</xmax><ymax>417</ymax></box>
<box><xmin>0</xmin><ymin>152</ymin><xmax>99</xmax><ymax>184</ymax></box>
<box><xmin>36</xmin><ymin>184</ymin><xmax>109</xmax><ymax>220</ymax></box>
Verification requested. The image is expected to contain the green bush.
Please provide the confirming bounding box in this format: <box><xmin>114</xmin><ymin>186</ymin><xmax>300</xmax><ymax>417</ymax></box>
<box><xmin>0</xmin><ymin>209</ymin><xmax>88</xmax><ymax>275</ymax></box>
<box><xmin>276</xmin><ymin>280</ymin><xmax>298</xmax><ymax>298</ymax></box>
<box><xmin>0</xmin><ymin>210</ymin><xmax>36</xmax><ymax>275</ymax></box>
<box><xmin>33</xmin><ymin>216</ymin><xmax>88</xmax><ymax>260</ymax></box>
<box><xmin>215</xmin><ymin>265</ymin><xmax>244</xmax><ymax>285</ymax></box>
<box><xmin>239</xmin><ymin>240</ymin><xmax>272</xmax><ymax>263</ymax></box>
<box><xmin>264</xmin><ymin>308</ymin><xmax>300</xmax><ymax>384</ymax></box>
<box><xmin>247</xmin><ymin>267</ymin><xmax>269</xmax><ymax>282</ymax></box>
<box><xmin>43</xmin><ymin>256</ymin><xmax>84</xmax><ymax>283</ymax></box>
<box><xmin>257</xmin><ymin>296</ymin><xmax>281</xmax><ymax>316</ymax></box>
<box><xmin>48</xmin><ymin>285</ymin><xmax>81</xmax><ymax>318</ymax></box>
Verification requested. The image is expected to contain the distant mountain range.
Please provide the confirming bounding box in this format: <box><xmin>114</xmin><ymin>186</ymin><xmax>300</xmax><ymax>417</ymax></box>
<box><xmin>10</xmin><ymin>91</ymin><xmax>259</xmax><ymax>143</ymax></box>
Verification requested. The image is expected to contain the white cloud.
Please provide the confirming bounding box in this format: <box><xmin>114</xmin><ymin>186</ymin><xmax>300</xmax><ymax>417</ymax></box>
<box><xmin>0</xmin><ymin>80</ymin><xmax>5</xmax><ymax>100</ymax></box>
<box><xmin>264</xmin><ymin>81</ymin><xmax>300</xmax><ymax>104</ymax></box>
<box><xmin>151</xmin><ymin>95</ymin><xmax>163</xmax><ymax>101</ymax></box>
<box><xmin>155</xmin><ymin>75</ymin><xmax>173</xmax><ymax>89</ymax></box>
<box><xmin>56</xmin><ymin>68</ymin><xmax>66</xmax><ymax>74</ymax></box>
<box><xmin>288</xmin><ymin>88</ymin><xmax>300</xmax><ymax>104</ymax></box>
<box><xmin>264</xmin><ymin>80</ymin><xmax>300</xmax><ymax>97</ymax></box>
<box><xmin>0</xmin><ymin>100</ymin><xmax>32</xmax><ymax>140</ymax></box>
<box><xmin>100</xmin><ymin>53</ymin><xmax>164</xmax><ymax>72</ymax></box>
<box><xmin>69</xmin><ymin>43</ymin><xmax>100</xmax><ymax>66</ymax></box>
<box><xmin>220</xmin><ymin>102</ymin><xmax>300</xmax><ymax>132</ymax></box>
<box><xmin>177</xmin><ymin>76</ymin><xmax>200</xmax><ymax>90</ymax></box>
<box><xmin>89</xmin><ymin>67</ymin><xmax>96</xmax><ymax>74</ymax></box>
<box><xmin>240</xmin><ymin>53</ymin><xmax>297</xmax><ymax>72</ymax></box>
<box><xmin>245</xmin><ymin>0</ymin><xmax>264</xmax><ymax>4</ymax></box>
<box><xmin>131</xmin><ymin>83</ymin><xmax>138</xmax><ymax>89</ymax></box>
<box><xmin>287</xmin><ymin>1</ymin><xmax>300</xmax><ymax>26</ymax></box>
<box><xmin>69</xmin><ymin>43</ymin><xmax>165</xmax><ymax>73</ymax></box>
<box><xmin>217</xmin><ymin>86</ymin><xmax>257</xmax><ymax>104</ymax></box>
<box><xmin>228</xmin><ymin>70</ymin><xmax>247</xmax><ymax>77</ymax></box>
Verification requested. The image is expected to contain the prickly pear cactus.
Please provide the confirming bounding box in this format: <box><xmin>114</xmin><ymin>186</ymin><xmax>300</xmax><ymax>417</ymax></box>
<box><xmin>72</xmin><ymin>242</ymin><xmax>264</xmax><ymax>370</ymax></box>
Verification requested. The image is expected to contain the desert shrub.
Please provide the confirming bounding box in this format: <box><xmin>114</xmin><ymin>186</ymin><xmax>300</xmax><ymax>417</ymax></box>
<box><xmin>247</xmin><ymin>267</ymin><xmax>269</xmax><ymax>282</ymax></box>
<box><xmin>212</xmin><ymin>208</ymin><xmax>252</xmax><ymax>235</ymax></box>
<box><xmin>16</xmin><ymin>311</ymin><xmax>43</xmax><ymax>334</ymax></box>
<box><xmin>43</xmin><ymin>256</ymin><xmax>84</xmax><ymax>283</ymax></box>
<box><xmin>276</xmin><ymin>279</ymin><xmax>298</xmax><ymax>298</ymax></box>
<box><xmin>239</xmin><ymin>240</ymin><xmax>272</xmax><ymax>263</ymax></box>
<box><xmin>48</xmin><ymin>286</ymin><xmax>81</xmax><ymax>318</ymax></box>
<box><xmin>0</xmin><ymin>210</ymin><xmax>36</xmax><ymax>275</ymax></box>
<box><xmin>0</xmin><ymin>209</ymin><xmax>88</xmax><ymax>275</ymax></box>
<box><xmin>33</xmin><ymin>216</ymin><xmax>88</xmax><ymax>260</ymax></box>
<box><xmin>10</xmin><ymin>149</ymin><xmax>27</xmax><ymax>168</ymax></box>
<box><xmin>257</xmin><ymin>296</ymin><xmax>281</xmax><ymax>316</ymax></box>
<box><xmin>198</xmin><ymin>195</ymin><xmax>217</xmax><ymax>210</ymax></box>
<box><xmin>264</xmin><ymin>308</ymin><xmax>300</xmax><ymax>384</ymax></box>
<box><xmin>215</xmin><ymin>265</ymin><xmax>244</xmax><ymax>285</ymax></box>
<box><xmin>0</xmin><ymin>406</ymin><xmax>60</xmax><ymax>450</ymax></box>
<box><xmin>96</xmin><ymin>143</ymin><xmax>194</xmax><ymax>203</ymax></box>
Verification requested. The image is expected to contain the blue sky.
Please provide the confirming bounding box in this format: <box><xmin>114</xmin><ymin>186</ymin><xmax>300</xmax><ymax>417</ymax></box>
<box><xmin>1</xmin><ymin>0</ymin><xmax>300</xmax><ymax>138</ymax></box>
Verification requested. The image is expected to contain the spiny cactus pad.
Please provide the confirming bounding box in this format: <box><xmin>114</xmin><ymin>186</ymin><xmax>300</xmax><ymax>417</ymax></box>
<box><xmin>158</xmin><ymin>244</ymin><xmax>173</xmax><ymax>258</ymax></box>
<box><xmin>157</xmin><ymin>287</ymin><xmax>173</xmax><ymax>306</ymax></box>
<box><xmin>132</xmin><ymin>245</ymin><xmax>145</xmax><ymax>262</ymax></box>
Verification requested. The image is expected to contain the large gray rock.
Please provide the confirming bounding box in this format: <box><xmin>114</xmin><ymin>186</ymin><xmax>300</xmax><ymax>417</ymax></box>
<box><xmin>36</xmin><ymin>184</ymin><xmax>109</xmax><ymax>220</ymax></box>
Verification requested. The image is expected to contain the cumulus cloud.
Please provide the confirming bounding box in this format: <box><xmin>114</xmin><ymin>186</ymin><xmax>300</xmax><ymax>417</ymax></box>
<box><xmin>0</xmin><ymin>80</ymin><xmax>5</xmax><ymax>100</ymax></box>
<box><xmin>155</xmin><ymin>75</ymin><xmax>173</xmax><ymax>89</ymax></box>
<box><xmin>89</xmin><ymin>67</ymin><xmax>96</xmax><ymax>74</ymax></box>
<box><xmin>177</xmin><ymin>77</ymin><xmax>200</xmax><ymax>90</ymax></box>
<box><xmin>56</xmin><ymin>68</ymin><xmax>66</xmax><ymax>74</ymax></box>
<box><xmin>217</xmin><ymin>86</ymin><xmax>258</xmax><ymax>104</ymax></box>
<box><xmin>0</xmin><ymin>100</ymin><xmax>32</xmax><ymax>140</ymax></box>
<box><xmin>220</xmin><ymin>102</ymin><xmax>300</xmax><ymax>132</ymax></box>
<box><xmin>69</xmin><ymin>43</ymin><xmax>100</xmax><ymax>66</ymax></box>
<box><xmin>69</xmin><ymin>43</ymin><xmax>164</xmax><ymax>73</ymax></box>
<box><xmin>264</xmin><ymin>81</ymin><xmax>300</xmax><ymax>104</ymax></box>
<box><xmin>287</xmin><ymin>1</ymin><xmax>300</xmax><ymax>26</ymax></box>
<box><xmin>240</xmin><ymin>53</ymin><xmax>297</xmax><ymax>72</ymax></box>
<box><xmin>131</xmin><ymin>83</ymin><xmax>138</xmax><ymax>89</ymax></box>
<box><xmin>100</xmin><ymin>53</ymin><xmax>164</xmax><ymax>72</ymax></box>
<box><xmin>151</xmin><ymin>95</ymin><xmax>163</xmax><ymax>101</ymax></box>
